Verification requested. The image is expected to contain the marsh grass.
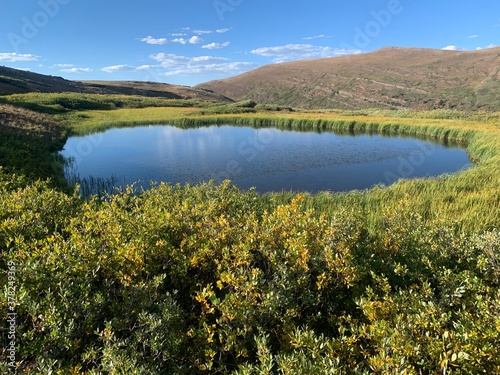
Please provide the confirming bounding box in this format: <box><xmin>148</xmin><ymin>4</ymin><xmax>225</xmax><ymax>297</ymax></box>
<box><xmin>0</xmin><ymin>92</ymin><xmax>215</xmax><ymax>115</ymax></box>
<box><xmin>63</xmin><ymin>156</ymin><xmax>121</xmax><ymax>198</ymax></box>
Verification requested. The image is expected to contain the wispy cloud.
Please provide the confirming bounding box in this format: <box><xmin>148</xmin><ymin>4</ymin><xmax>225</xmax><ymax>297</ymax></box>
<box><xmin>189</xmin><ymin>36</ymin><xmax>203</xmax><ymax>44</ymax></box>
<box><xmin>0</xmin><ymin>52</ymin><xmax>39</xmax><ymax>62</ymax></box>
<box><xmin>54</xmin><ymin>63</ymin><xmax>74</xmax><ymax>68</ymax></box>
<box><xmin>172</xmin><ymin>38</ymin><xmax>188</xmax><ymax>44</ymax></box>
<box><xmin>476</xmin><ymin>44</ymin><xmax>498</xmax><ymax>50</ymax></box>
<box><xmin>101</xmin><ymin>64</ymin><xmax>137</xmax><ymax>73</ymax></box>
<box><xmin>302</xmin><ymin>34</ymin><xmax>329</xmax><ymax>40</ymax></box>
<box><xmin>202</xmin><ymin>42</ymin><xmax>230</xmax><ymax>50</ymax></box>
<box><xmin>61</xmin><ymin>67</ymin><xmax>93</xmax><ymax>73</ymax></box>
<box><xmin>251</xmin><ymin>44</ymin><xmax>360</xmax><ymax>63</ymax></box>
<box><xmin>151</xmin><ymin>53</ymin><xmax>256</xmax><ymax>76</ymax></box>
<box><xmin>170</xmin><ymin>36</ymin><xmax>203</xmax><ymax>45</ymax></box>
<box><xmin>216</xmin><ymin>28</ymin><xmax>230</xmax><ymax>33</ymax></box>
<box><xmin>102</xmin><ymin>53</ymin><xmax>257</xmax><ymax>78</ymax></box>
<box><xmin>467</xmin><ymin>34</ymin><xmax>478</xmax><ymax>39</ymax></box>
<box><xmin>162</xmin><ymin>61</ymin><xmax>256</xmax><ymax>77</ymax></box>
<box><xmin>193</xmin><ymin>30</ymin><xmax>212</xmax><ymax>35</ymax></box>
<box><xmin>150</xmin><ymin>53</ymin><xmax>228</xmax><ymax>68</ymax></box>
<box><xmin>442</xmin><ymin>45</ymin><xmax>461</xmax><ymax>51</ymax></box>
<box><xmin>140</xmin><ymin>36</ymin><xmax>168</xmax><ymax>45</ymax></box>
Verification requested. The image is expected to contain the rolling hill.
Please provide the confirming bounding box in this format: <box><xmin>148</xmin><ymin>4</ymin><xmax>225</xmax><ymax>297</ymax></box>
<box><xmin>197</xmin><ymin>47</ymin><xmax>500</xmax><ymax>110</ymax></box>
<box><xmin>0</xmin><ymin>66</ymin><xmax>231</xmax><ymax>102</ymax></box>
<box><xmin>2</xmin><ymin>47</ymin><xmax>499</xmax><ymax>110</ymax></box>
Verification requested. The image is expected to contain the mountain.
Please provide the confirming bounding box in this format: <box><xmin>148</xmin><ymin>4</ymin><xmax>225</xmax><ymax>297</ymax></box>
<box><xmin>0</xmin><ymin>66</ymin><xmax>231</xmax><ymax>102</ymax></box>
<box><xmin>197</xmin><ymin>47</ymin><xmax>500</xmax><ymax>110</ymax></box>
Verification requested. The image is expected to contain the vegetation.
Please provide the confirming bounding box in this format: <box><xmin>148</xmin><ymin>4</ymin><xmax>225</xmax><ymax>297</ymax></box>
<box><xmin>0</xmin><ymin>93</ymin><xmax>215</xmax><ymax>114</ymax></box>
<box><xmin>1</xmin><ymin>94</ymin><xmax>499</xmax><ymax>373</ymax></box>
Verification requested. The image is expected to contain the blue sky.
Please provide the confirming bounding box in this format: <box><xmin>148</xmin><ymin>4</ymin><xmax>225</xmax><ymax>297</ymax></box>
<box><xmin>1</xmin><ymin>0</ymin><xmax>499</xmax><ymax>86</ymax></box>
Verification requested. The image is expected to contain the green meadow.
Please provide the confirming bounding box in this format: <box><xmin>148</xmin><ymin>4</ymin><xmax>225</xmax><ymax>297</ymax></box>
<box><xmin>1</xmin><ymin>93</ymin><xmax>499</xmax><ymax>373</ymax></box>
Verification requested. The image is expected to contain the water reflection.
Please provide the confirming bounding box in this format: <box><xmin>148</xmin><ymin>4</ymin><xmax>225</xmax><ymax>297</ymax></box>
<box><xmin>61</xmin><ymin>125</ymin><xmax>472</xmax><ymax>193</ymax></box>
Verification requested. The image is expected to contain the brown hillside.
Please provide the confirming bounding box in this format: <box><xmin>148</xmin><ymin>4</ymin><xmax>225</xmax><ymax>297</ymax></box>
<box><xmin>0</xmin><ymin>103</ymin><xmax>63</xmax><ymax>139</ymax></box>
<box><xmin>79</xmin><ymin>80</ymin><xmax>232</xmax><ymax>102</ymax></box>
<box><xmin>0</xmin><ymin>66</ymin><xmax>231</xmax><ymax>102</ymax></box>
<box><xmin>197</xmin><ymin>47</ymin><xmax>500</xmax><ymax>110</ymax></box>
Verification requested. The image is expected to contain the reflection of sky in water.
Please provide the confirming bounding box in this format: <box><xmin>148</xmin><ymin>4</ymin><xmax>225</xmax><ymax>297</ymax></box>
<box><xmin>61</xmin><ymin>125</ymin><xmax>472</xmax><ymax>193</ymax></box>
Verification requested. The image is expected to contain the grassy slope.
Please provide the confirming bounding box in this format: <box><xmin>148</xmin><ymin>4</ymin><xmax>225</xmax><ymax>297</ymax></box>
<box><xmin>0</xmin><ymin>65</ymin><xmax>232</xmax><ymax>102</ymax></box>
<box><xmin>197</xmin><ymin>47</ymin><xmax>500</xmax><ymax>110</ymax></box>
<box><xmin>0</xmin><ymin>103</ymin><xmax>68</xmax><ymax>186</ymax></box>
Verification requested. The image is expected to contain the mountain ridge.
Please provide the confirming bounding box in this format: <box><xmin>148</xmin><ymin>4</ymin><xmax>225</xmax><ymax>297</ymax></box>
<box><xmin>1</xmin><ymin>47</ymin><xmax>499</xmax><ymax>110</ymax></box>
<box><xmin>197</xmin><ymin>47</ymin><xmax>500</xmax><ymax>110</ymax></box>
<box><xmin>0</xmin><ymin>65</ymin><xmax>232</xmax><ymax>102</ymax></box>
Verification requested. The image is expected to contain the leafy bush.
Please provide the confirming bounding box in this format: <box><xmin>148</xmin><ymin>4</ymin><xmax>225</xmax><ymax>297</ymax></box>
<box><xmin>1</xmin><ymin>176</ymin><xmax>499</xmax><ymax>373</ymax></box>
<box><xmin>199</xmin><ymin>100</ymin><xmax>260</xmax><ymax>115</ymax></box>
<box><xmin>1</xmin><ymin>102</ymin><xmax>499</xmax><ymax>373</ymax></box>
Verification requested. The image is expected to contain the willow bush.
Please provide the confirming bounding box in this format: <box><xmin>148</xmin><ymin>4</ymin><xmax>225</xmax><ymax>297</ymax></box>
<box><xmin>1</xmin><ymin>174</ymin><xmax>499</xmax><ymax>373</ymax></box>
<box><xmin>1</xmin><ymin>103</ymin><xmax>499</xmax><ymax>373</ymax></box>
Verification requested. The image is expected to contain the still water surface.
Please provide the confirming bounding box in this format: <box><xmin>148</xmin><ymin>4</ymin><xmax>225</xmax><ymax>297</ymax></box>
<box><xmin>61</xmin><ymin>125</ymin><xmax>471</xmax><ymax>193</ymax></box>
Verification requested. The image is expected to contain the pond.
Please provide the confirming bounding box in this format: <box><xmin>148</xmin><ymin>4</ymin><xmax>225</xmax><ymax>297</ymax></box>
<box><xmin>61</xmin><ymin>125</ymin><xmax>472</xmax><ymax>194</ymax></box>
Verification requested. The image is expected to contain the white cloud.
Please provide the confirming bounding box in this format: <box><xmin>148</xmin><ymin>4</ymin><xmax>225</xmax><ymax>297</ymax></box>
<box><xmin>136</xmin><ymin>65</ymin><xmax>154</xmax><ymax>71</ymax></box>
<box><xmin>140</xmin><ymin>36</ymin><xmax>168</xmax><ymax>45</ymax></box>
<box><xmin>61</xmin><ymin>67</ymin><xmax>93</xmax><ymax>73</ymax></box>
<box><xmin>476</xmin><ymin>44</ymin><xmax>498</xmax><ymax>50</ymax></box>
<box><xmin>163</xmin><ymin>62</ymin><xmax>256</xmax><ymax>77</ymax></box>
<box><xmin>150</xmin><ymin>53</ymin><xmax>227</xmax><ymax>67</ymax></box>
<box><xmin>150</xmin><ymin>52</ymin><xmax>257</xmax><ymax>77</ymax></box>
<box><xmin>171</xmin><ymin>33</ymin><xmax>186</xmax><ymax>37</ymax></box>
<box><xmin>0</xmin><ymin>52</ymin><xmax>39</xmax><ymax>62</ymax></box>
<box><xmin>442</xmin><ymin>45</ymin><xmax>460</xmax><ymax>51</ymax></box>
<box><xmin>202</xmin><ymin>42</ymin><xmax>231</xmax><ymax>50</ymax></box>
<box><xmin>139</xmin><ymin>34</ymin><xmax>204</xmax><ymax>45</ymax></box>
<box><xmin>172</xmin><ymin>37</ymin><xmax>202</xmax><ymax>45</ymax></box>
<box><xmin>191</xmin><ymin>56</ymin><xmax>228</xmax><ymax>63</ymax></box>
<box><xmin>251</xmin><ymin>44</ymin><xmax>360</xmax><ymax>63</ymax></box>
<box><xmin>172</xmin><ymin>38</ymin><xmax>188</xmax><ymax>44</ymax></box>
<box><xmin>193</xmin><ymin>30</ymin><xmax>212</xmax><ymax>35</ymax></box>
<box><xmin>216</xmin><ymin>28</ymin><xmax>230</xmax><ymax>33</ymax></box>
<box><xmin>150</xmin><ymin>53</ymin><xmax>189</xmax><ymax>67</ymax></box>
<box><xmin>189</xmin><ymin>36</ymin><xmax>203</xmax><ymax>44</ymax></box>
<box><xmin>54</xmin><ymin>63</ymin><xmax>74</xmax><ymax>68</ymax></box>
<box><xmin>101</xmin><ymin>64</ymin><xmax>136</xmax><ymax>73</ymax></box>
<box><xmin>302</xmin><ymin>34</ymin><xmax>328</xmax><ymax>40</ymax></box>
<box><xmin>100</xmin><ymin>52</ymin><xmax>257</xmax><ymax>79</ymax></box>
<box><xmin>467</xmin><ymin>34</ymin><xmax>478</xmax><ymax>39</ymax></box>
